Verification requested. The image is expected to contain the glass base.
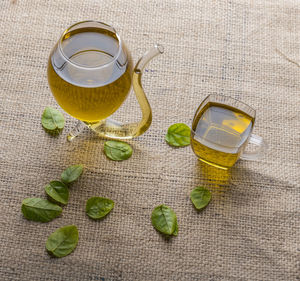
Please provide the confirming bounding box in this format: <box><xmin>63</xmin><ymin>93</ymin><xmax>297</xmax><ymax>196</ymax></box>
<box><xmin>67</xmin><ymin>118</ymin><xmax>146</xmax><ymax>141</ymax></box>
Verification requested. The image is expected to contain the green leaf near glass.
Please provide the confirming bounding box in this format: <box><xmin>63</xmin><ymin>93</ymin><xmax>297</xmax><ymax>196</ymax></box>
<box><xmin>165</xmin><ymin>123</ymin><xmax>191</xmax><ymax>147</ymax></box>
<box><xmin>86</xmin><ymin>197</ymin><xmax>114</xmax><ymax>219</ymax></box>
<box><xmin>104</xmin><ymin>141</ymin><xmax>132</xmax><ymax>161</ymax></box>
<box><xmin>61</xmin><ymin>164</ymin><xmax>84</xmax><ymax>184</ymax></box>
<box><xmin>151</xmin><ymin>205</ymin><xmax>178</xmax><ymax>236</ymax></box>
<box><xmin>46</xmin><ymin>225</ymin><xmax>78</xmax><ymax>258</ymax></box>
<box><xmin>21</xmin><ymin>198</ymin><xmax>62</xmax><ymax>223</ymax></box>
<box><xmin>47</xmin><ymin>20</ymin><xmax>164</xmax><ymax>141</ymax></box>
<box><xmin>45</xmin><ymin>181</ymin><xmax>69</xmax><ymax>205</ymax></box>
<box><xmin>41</xmin><ymin>107</ymin><xmax>65</xmax><ymax>135</ymax></box>
<box><xmin>190</xmin><ymin>186</ymin><xmax>211</xmax><ymax>210</ymax></box>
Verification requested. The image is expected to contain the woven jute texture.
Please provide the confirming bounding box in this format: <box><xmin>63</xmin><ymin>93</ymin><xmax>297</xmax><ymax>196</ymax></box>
<box><xmin>0</xmin><ymin>0</ymin><xmax>299</xmax><ymax>280</ymax></box>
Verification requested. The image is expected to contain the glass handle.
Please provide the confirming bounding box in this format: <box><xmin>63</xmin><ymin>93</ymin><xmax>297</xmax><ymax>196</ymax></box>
<box><xmin>130</xmin><ymin>44</ymin><xmax>164</xmax><ymax>137</ymax></box>
<box><xmin>240</xmin><ymin>134</ymin><xmax>268</xmax><ymax>161</ymax></box>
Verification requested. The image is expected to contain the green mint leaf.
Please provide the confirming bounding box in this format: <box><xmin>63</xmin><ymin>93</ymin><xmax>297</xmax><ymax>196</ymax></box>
<box><xmin>61</xmin><ymin>164</ymin><xmax>84</xmax><ymax>184</ymax></box>
<box><xmin>46</xmin><ymin>225</ymin><xmax>78</xmax><ymax>258</ymax></box>
<box><xmin>45</xmin><ymin>181</ymin><xmax>69</xmax><ymax>205</ymax></box>
<box><xmin>104</xmin><ymin>140</ymin><xmax>132</xmax><ymax>161</ymax></box>
<box><xmin>151</xmin><ymin>205</ymin><xmax>178</xmax><ymax>236</ymax></box>
<box><xmin>86</xmin><ymin>197</ymin><xmax>114</xmax><ymax>220</ymax></box>
<box><xmin>41</xmin><ymin>107</ymin><xmax>65</xmax><ymax>134</ymax></box>
<box><xmin>165</xmin><ymin>123</ymin><xmax>191</xmax><ymax>147</ymax></box>
<box><xmin>190</xmin><ymin>186</ymin><xmax>211</xmax><ymax>210</ymax></box>
<box><xmin>21</xmin><ymin>198</ymin><xmax>62</xmax><ymax>222</ymax></box>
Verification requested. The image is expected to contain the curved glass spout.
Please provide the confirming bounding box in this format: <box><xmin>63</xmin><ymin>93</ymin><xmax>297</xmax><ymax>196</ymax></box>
<box><xmin>67</xmin><ymin>44</ymin><xmax>164</xmax><ymax>141</ymax></box>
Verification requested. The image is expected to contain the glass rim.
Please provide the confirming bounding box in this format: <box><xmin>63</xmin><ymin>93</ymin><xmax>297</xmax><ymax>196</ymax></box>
<box><xmin>203</xmin><ymin>94</ymin><xmax>256</xmax><ymax>116</ymax></box>
<box><xmin>58</xmin><ymin>20</ymin><xmax>122</xmax><ymax>70</ymax></box>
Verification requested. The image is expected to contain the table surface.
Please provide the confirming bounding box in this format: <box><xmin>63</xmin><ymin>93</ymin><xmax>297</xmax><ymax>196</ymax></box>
<box><xmin>1</xmin><ymin>0</ymin><xmax>299</xmax><ymax>280</ymax></box>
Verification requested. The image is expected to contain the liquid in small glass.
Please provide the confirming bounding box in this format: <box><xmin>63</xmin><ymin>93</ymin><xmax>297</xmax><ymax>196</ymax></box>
<box><xmin>191</xmin><ymin>101</ymin><xmax>254</xmax><ymax>169</ymax></box>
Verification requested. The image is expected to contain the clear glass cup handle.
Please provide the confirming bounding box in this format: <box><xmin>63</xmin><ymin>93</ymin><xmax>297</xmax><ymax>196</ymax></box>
<box><xmin>240</xmin><ymin>134</ymin><xmax>268</xmax><ymax>161</ymax></box>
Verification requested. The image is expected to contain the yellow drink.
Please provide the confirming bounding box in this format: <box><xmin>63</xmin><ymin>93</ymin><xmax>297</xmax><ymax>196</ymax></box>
<box><xmin>48</xmin><ymin>27</ymin><xmax>133</xmax><ymax>123</ymax></box>
<box><xmin>191</xmin><ymin>103</ymin><xmax>254</xmax><ymax>169</ymax></box>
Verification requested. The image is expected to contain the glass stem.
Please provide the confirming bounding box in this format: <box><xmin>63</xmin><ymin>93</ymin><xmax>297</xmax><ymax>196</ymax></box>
<box><xmin>67</xmin><ymin>120</ymin><xmax>86</xmax><ymax>142</ymax></box>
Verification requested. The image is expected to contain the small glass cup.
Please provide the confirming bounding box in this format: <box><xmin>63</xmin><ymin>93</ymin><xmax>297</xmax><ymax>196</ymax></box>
<box><xmin>190</xmin><ymin>94</ymin><xmax>268</xmax><ymax>169</ymax></box>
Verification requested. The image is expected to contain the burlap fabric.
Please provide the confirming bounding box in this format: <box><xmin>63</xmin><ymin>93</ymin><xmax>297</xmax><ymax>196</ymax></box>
<box><xmin>0</xmin><ymin>0</ymin><xmax>299</xmax><ymax>280</ymax></box>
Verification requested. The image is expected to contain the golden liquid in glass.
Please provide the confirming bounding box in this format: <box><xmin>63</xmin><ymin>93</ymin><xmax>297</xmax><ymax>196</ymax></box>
<box><xmin>48</xmin><ymin>28</ymin><xmax>133</xmax><ymax>123</ymax></box>
<box><xmin>191</xmin><ymin>103</ymin><xmax>254</xmax><ymax>169</ymax></box>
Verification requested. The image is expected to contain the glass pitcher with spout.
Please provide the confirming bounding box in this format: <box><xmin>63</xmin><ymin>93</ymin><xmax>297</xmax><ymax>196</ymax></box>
<box><xmin>47</xmin><ymin>20</ymin><xmax>164</xmax><ymax>141</ymax></box>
